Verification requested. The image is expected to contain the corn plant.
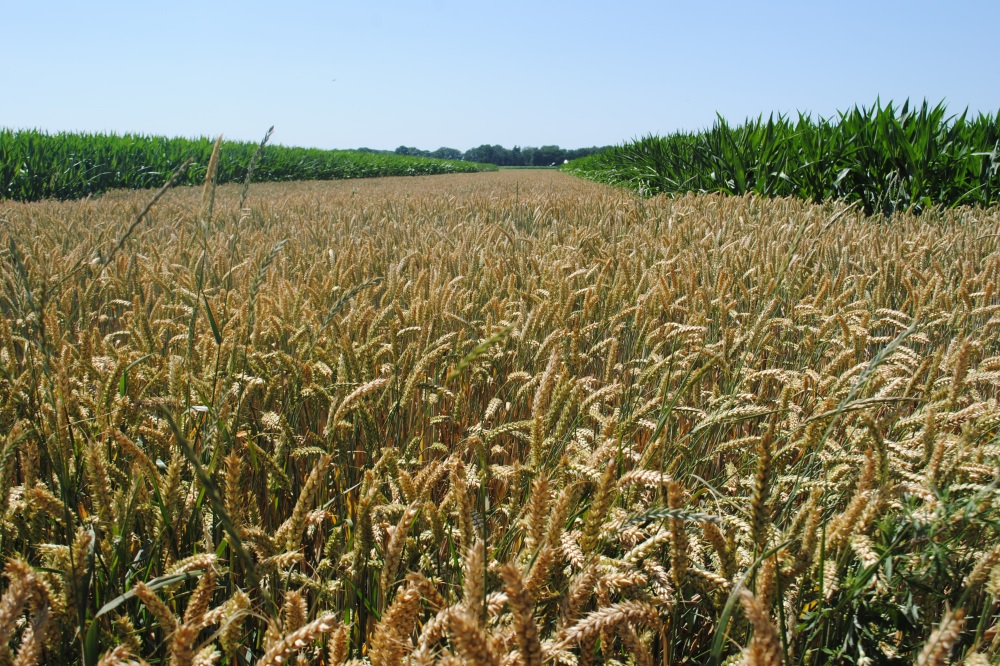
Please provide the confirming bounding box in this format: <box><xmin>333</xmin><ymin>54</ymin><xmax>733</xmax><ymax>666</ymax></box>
<box><xmin>0</xmin><ymin>129</ymin><xmax>497</xmax><ymax>202</ymax></box>
<box><xmin>565</xmin><ymin>100</ymin><xmax>1000</xmax><ymax>214</ymax></box>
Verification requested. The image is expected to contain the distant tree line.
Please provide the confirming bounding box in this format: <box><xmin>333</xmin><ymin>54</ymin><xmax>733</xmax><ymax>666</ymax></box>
<box><xmin>355</xmin><ymin>144</ymin><xmax>612</xmax><ymax>166</ymax></box>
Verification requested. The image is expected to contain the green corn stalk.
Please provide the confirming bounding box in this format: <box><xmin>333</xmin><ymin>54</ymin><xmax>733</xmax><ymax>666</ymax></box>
<box><xmin>564</xmin><ymin>99</ymin><xmax>1000</xmax><ymax>215</ymax></box>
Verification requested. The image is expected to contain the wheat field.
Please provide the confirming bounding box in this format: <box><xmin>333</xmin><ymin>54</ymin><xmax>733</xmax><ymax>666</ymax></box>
<box><xmin>1</xmin><ymin>170</ymin><xmax>999</xmax><ymax>665</ymax></box>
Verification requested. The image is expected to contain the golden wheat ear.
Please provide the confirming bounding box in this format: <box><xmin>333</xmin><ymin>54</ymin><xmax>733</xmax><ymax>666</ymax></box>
<box><xmin>739</xmin><ymin>589</ymin><xmax>782</xmax><ymax>666</ymax></box>
<box><xmin>201</xmin><ymin>134</ymin><xmax>223</xmax><ymax>224</ymax></box>
<box><xmin>96</xmin><ymin>644</ymin><xmax>147</xmax><ymax>666</ymax></box>
<box><xmin>256</xmin><ymin>614</ymin><xmax>340</xmax><ymax>666</ymax></box>
<box><xmin>556</xmin><ymin>600</ymin><xmax>661</xmax><ymax>652</ymax></box>
<box><xmin>168</xmin><ymin>567</ymin><xmax>218</xmax><ymax>665</ymax></box>
<box><xmin>325</xmin><ymin>620</ymin><xmax>349</xmax><ymax>665</ymax></box>
<box><xmin>915</xmin><ymin>608</ymin><xmax>965</xmax><ymax>666</ymax></box>
<box><xmin>378</xmin><ymin>502</ymin><xmax>420</xmax><ymax>613</ymax></box>
<box><xmin>446</xmin><ymin>610</ymin><xmax>500</xmax><ymax>666</ymax></box>
<box><xmin>500</xmin><ymin>563</ymin><xmax>543</xmax><ymax>666</ymax></box>
<box><xmin>369</xmin><ymin>583</ymin><xmax>421</xmax><ymax>666</ymax></box>
<box><xmin>131</xmin><ymin>582</ymin><xmax>178</xmax><ymax>637</ymax></box>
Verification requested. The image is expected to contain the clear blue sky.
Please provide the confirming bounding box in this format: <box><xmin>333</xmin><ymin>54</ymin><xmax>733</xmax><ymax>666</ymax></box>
<box><xmin>3</xmin><ymin>1</ymin><xmax>998</xmax><ymax>151</ymax></box>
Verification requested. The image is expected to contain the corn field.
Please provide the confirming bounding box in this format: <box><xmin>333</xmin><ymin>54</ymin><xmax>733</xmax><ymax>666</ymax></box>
<box><xmin>564</xmin><ymin>100</ymin><xmax>1000</xmax><ymax>216</ymax></box>
<box><xmin>0</xmin><ymin>129</ymin><xmax>496</xmax><ymax>203</ymax></box>
<box><xmin>0</xmin><ymin>169</ymin><xmax>999</xmax><ymax>665</ymax></box>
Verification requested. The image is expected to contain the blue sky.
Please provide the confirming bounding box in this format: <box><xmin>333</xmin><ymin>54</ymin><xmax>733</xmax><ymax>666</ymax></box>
<box><xmin>3</xmin><ymin>1</ymin><xmax>998</xmax><ymax>151</ymax></box>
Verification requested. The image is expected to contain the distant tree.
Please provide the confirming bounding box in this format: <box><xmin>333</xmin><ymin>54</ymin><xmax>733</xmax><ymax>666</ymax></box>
<box><xmin>464</xmin><ymin>144</ymin><xmax>501</xmax><ymax>164</ymax></box>
<box><xmin>371</xmin><ymin>143</ymin><xmax>610</xmax><ymax>166</ymax></box>
<box><xmin>394</xmin><ymin>146</ymin><xmax>430</xmax><ymax>157</ymax></box>
<box><xmin>430</xmin><ymin>147</ymin><xmax>463</xmax><ymax>160</ymax></box>
<box><xmin>462</xmin><ymin>145</ymin><xmax>484</xmax><ymax>162</ymax></box>
<box><xmin>533</xmin><ymin>145</ymin><xmax>563</xmax><ymax>166</ymax></box>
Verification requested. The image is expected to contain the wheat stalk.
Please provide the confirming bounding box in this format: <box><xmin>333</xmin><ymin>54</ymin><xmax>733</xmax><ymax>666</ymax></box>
<box><xmin>256</xmin><ymin>614</ymin><xmax>340</xmax><ymax>666</ymax></box>
<box><xmin>739</xmin><ymin>589</ymin><xmax>782</xmax><ymax>666</ymax></box>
